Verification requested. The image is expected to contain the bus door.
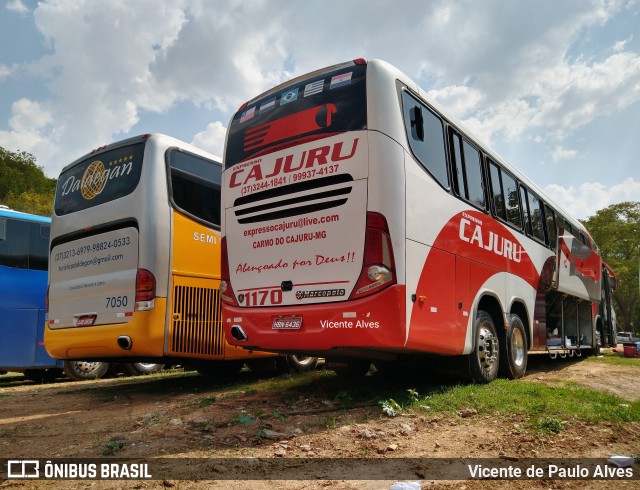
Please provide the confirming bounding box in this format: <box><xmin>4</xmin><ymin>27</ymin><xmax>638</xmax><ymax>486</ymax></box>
<box><xmin>554</xmin><ymin>228</ymin><xmax>601</xmax><ymax>302</ymax></box>
<box><xmin>600</xmin><ymin>264</ymin><xmax>616</xmax><ymax>347</ymax></box>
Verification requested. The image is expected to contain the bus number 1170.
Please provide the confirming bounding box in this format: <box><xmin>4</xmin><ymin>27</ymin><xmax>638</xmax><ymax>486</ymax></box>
<box><xmin>240</xmin><ymin>289</ymin><xmax>282</xmax><ymax>306</ymax></box>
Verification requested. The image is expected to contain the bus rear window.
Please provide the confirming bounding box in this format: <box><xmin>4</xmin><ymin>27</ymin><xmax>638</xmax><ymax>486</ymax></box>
<box><xmin>54</xmin><ymin>143</ymin><xmax>145</xmax><ymax>215</ymax></box>
<box><xmin>225</xmin><ymin>62</ymin><xmax>367</xmax><ymax>167</ymax></box>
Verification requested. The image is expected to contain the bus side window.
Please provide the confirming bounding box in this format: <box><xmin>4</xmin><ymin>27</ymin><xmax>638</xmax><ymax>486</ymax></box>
<box><xmin>520</xmin><ymin>185</ymin><xmax>533</xmax><ymax>236</ymax></box>
<box><xmin>450</xmin><ymin>131</ymin><xmax>486</xmax><ymax>210</ymax></box>
<box><xmin>462</xmin><ymin>140</ymin><xmax>485</xmax><ymax>209</ymax></box>
<box><xmin>0</xmin><ymin>218</ymin><xmax>29</xmax><ymax>269</ymax></box>
<box><xmin>29</xmin><ymin>223</ymin><xmax>49</xmax><ymax>271</ymax></box>
<box><xmin>451</xmin><ymin>132</ymin><xmax>465</xmax><ymax>197</ymax></box>
<box><xmin>501</xmin><ymin>171</ymin><xmax>521</xmax><ymax>229</ymax></box>
<box><xmin>402</xmin><ymin>91</ymin><xmax>449</xmax><ymax>188</ymax></box>
<box><xmin>527</xmin><ymin>191</ymin><xmax>545</xmax><ymax>242</ymax></box>
<box><xmin>544</xmin><ymin>204</ymin><xmax>557</xmax><ymax>251</ymax></box>
<box><xmin>489</xmin><ymin>161</ymin><xmax>506</xmax><ymax>220</ymax></box>
<box><xmin>168</xmin><ymin>150</ymin><xmax>222</xmax><ymax>227</ymax></box>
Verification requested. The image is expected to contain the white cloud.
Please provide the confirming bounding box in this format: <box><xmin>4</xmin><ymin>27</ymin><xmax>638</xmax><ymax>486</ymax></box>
<box><xmin>544</xmin><ymin>178</ymin><xmax>640</xmax><ymax>220</ymax></box>
<box><xmin>6</xmin><ymin>0</ymin><xmax>29</xmax><ymax>14</ymax></box>
<box><xmin>613</xmin><ymin>35</ymin><xmax>633</xmax><ymax>52</ymax></box>
<box><xmin>1</xmin><ymin>0</ymin><xmax>639</xmax><ymax>184</ymax></box>
<box><xmin>0</xmin><ymin>98</ymin><xmax>59</xmax><ymax>170</ymax></box>
<box><xmin>551</xmin><ymin>146</ymin><xmax>578</xmax><ymax>161</ymax></box>
<box><xmin>427</xmin><ymin>85</ymin><xmax>484</xmax><ymax>120</ymax></box>
<box><xmin>191</xmin><ymin>121</ymin><xmax>226</xmax><ymax>158</ymax></box>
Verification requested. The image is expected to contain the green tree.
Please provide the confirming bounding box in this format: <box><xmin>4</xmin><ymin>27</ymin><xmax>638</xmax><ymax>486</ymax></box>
<box><xmin>582</xmin><ymin>202</ymin><xmax>640</xmax><ymax>333</ymax></box>
<box><xmin>0</xmin><ymin>146</ymin><xmax>56</xmax><ymax>215</ymax></box>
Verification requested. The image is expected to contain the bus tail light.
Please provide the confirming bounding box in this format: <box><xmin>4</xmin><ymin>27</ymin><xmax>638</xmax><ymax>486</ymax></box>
<box><xmin>135</xmin><ymin>268</ymin><xmax>156</xmax><ymax>311</ymax></box>
<box><xmin>220</xmin><ymin>237</ymin><xmax>238</xmax><ymax>305</ymax></box>
<box><xmin>350</xmin><ymin>212</ymin><xmax>396</xmax><ymax>299</ymax></box>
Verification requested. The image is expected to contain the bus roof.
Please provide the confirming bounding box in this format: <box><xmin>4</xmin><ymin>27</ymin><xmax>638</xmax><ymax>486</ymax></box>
<box><xmin>58</xmin><ymin>133</ymin><xmax>222</xmax><ymax>175</ymax></box>
<box><xmin>0</xmin><ymin>206</ymin><xmax>51</xmax><ymax>223</ymax></box>
<box><xmin>366</xmin><ymin>58</ymin><xmax>588</xmax><ymax>236</ymax></box>
<box><xmin>229</xmin><ymin>58</ymin><xmax>588</xmax><ymax>236</ymax></box>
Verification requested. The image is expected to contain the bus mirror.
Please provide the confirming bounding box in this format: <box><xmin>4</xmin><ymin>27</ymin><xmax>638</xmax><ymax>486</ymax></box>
<box><xmin>410</xmin><ymin>106</ymin><xmax>424</xmax><ymax>142</ymax></box>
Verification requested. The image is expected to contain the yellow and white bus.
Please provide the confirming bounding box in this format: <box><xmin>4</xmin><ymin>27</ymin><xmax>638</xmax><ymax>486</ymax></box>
<box><xmin>46</xmin><ymin>133</ymin><xmax>316</xmax><ymax>374</ymax></box>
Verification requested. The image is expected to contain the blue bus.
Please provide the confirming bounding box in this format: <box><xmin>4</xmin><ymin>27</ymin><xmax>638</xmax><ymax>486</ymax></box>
<box><xmin>0</xmin><ymin>206</ymin><xmax>165</xmax><ymax>382</ymax></box>
<box><xmin>0</xmin><ymin>206</ymin><xmax>64</xmax><ymax>382</ymax></box>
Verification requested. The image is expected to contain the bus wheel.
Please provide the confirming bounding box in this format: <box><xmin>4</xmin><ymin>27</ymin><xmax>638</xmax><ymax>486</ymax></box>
<box><xmin>468</xmin><ymin>311</ymin><xmax>499</xmax><ymax>383</ymax></box>
<box><xmin>63</xmin><ymin>360</ymin><xmax>110</xmax><ymax>381</ymax></box>
<box><xmin>499</xmin><ymin>314</ymin><xmax>528</xmax><ymax>379</ymax></box>
<box><xmin>276</xmin><ymin>355</ymin><xmax>319</xmax><ymax>373</ymax></box>
<box><xmin>23</xmin><ymin>368</ymin><xmax>63</xmax><ymax>383</ymax></box>
<box><xmin>122</xmin><ymin>363</ymin><xmax>164</xmax><ymax>376</ymax></box>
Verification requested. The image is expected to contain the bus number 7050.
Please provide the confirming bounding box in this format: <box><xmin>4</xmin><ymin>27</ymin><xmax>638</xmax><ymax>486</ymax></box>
<box><xmin>106</xmin><ymin>296</ymin><xmax>128</xmax><ymax>308</ymax></box>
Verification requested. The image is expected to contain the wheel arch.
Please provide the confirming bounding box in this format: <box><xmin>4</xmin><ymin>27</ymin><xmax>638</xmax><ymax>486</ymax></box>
<box><xmin>509</xmin><ymin>299</ymin><xmax>531</xmax><ymax>351</ymax></box>
<box><xmin>476</xmin><ymin>293</ymin><xmax>505</xmax><ymax>337</ymax></box>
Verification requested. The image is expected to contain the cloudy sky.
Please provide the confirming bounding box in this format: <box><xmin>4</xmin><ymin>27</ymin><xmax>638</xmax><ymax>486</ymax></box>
<box><xmin>1</xmin><ymin>0</ymin><xmax>639</xmax><ymax>219</ymax></box>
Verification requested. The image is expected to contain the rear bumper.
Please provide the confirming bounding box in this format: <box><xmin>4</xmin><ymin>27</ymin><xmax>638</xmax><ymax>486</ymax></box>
<box><xmin>44</xmin><ymin>298</ymin><xmax>167</xmax><ymax>360</ymax></box>
<box><xmin>223</xmin><ymin>284</ymin><xmax>407</xmax><ymax>353</ymax></box>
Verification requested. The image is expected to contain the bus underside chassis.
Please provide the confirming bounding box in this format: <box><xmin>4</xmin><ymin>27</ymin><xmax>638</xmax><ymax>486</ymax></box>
<box><xmin>22</xmin><ymin>368</ymin><xmax>65</xmax><ymax>383</ymax></box>
<box><xmin>545</xmin><ymin>291</ymin><xmax>596</xmax><ymax>359</ymax></box>
<box><xmin>194</xmin><ymin>355</ymin><xmax>319</xmax><ymax>377</ymax></box>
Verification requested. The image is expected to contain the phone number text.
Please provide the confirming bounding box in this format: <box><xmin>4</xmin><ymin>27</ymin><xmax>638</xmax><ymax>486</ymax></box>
<box><xmin>54</xmin><ymin>237</ymin><xmax>131</xmax><ymax>262</ymax></box>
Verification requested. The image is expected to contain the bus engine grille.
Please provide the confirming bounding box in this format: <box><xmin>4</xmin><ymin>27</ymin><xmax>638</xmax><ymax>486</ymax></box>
<box><xmin>170</xmin><ymin>284</ymin><xmax>224</xmax><ymax>358</ymax></box>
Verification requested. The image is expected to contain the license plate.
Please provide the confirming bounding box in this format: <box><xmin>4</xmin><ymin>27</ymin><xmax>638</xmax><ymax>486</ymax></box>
<box><xmin>272</xmin><ymin>316</ymin><xmax>302</xmax><ymax>330</ymax></box>
<box><xmin>76</xmin><ymin>314</ymin><xmax>97</xmax><ymax>326</ymax></box>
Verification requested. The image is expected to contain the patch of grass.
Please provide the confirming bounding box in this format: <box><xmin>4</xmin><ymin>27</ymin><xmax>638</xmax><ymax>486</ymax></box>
<box><xmin>406</xmin><ymin>379</ymin><xmax>640</xmax><ymax>428</ymax></box>
<box><xmin>272</xmin><ymin>410</ymin><xmax>286</xmax><ymax>423</ymax></box>
<box><xmin>232</xmin><ymin>413</ymin><xmax>255</xmax><ymax>427</ymax></box>
<box><xmin>191</xmin><ymin>394</ymin><xmax>217</xmax><ymax>408</ymax></box>
<box><xmin>586</xmin><ymin>351</ymin><xmax>640</xmax><ymax>368</ymax></box>
<box><xmin>318</xmin><ymin>415</ymin><xmax>340</xmax><ymax>429</ymax></box>
<box><xmin>334</xmin><ymin>390</ymin><xmax>354</xmax><ymax>409</ymax></box>
<box><xmin>535</xmin><ymin>415</ymin><xmax>565</xmax><ymax>434</ymax></box>
<box><xmin>97</xmin><ymin>437</ymin><xmax>128</xmax><ymax>456</ymax></box>
<box><xmin>101</xmin><ymin>439</ymin><xmax>127</xmax><ymax>456</ymax></box>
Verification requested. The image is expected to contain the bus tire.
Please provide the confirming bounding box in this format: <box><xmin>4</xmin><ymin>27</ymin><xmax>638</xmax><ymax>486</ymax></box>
<box><xmin>23</xmin><ymin>368</ymin><xmax>63</xmax><ymax>383</ymax></box>
<box><xmin>122</xmin><ymin>363</ymin><xmax>164</xmax><ymax>376</ymax></box>
<box><xmin>468</xmin><ymin>310</ymin><xmax>499</xmax><ymax>383</ymax></box>
<box><xmin>276</xmin><ymin>355</ymin><xmax>319</xmax><ymax>373</ymax></box>
<box><xmin>63</xmin><ymin>360</ymin><xmax>110</xmax><ymax>381</ymax></box>
<box><xmin>499</xmin><ymin>314</ymin><xmax>528</xmax><ymax>379</ymax></box>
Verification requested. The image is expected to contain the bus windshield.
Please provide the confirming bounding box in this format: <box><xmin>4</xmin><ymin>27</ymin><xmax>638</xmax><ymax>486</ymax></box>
<box><xmin>225</xmin><ymin>62</ymin><xmax>367</xmax><ymax>167</ymax></box>
<box><xmin>54</xmin><ymin>142</ymin><xmax>145</xmax><ymax>215</ymax></box>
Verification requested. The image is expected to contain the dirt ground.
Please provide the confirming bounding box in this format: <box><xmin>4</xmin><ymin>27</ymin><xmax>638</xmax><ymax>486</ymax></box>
<box><xmin>0</xmin><ymin>351</ymin><xmax>639</xmax><ymax>489</ymax></box>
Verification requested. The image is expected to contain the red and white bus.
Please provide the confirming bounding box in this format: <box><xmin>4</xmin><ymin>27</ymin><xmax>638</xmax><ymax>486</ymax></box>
<box><xmin>220</xmin><ymin>58</ymin><xmax>614</xmax><ymax>382</ymax></box>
